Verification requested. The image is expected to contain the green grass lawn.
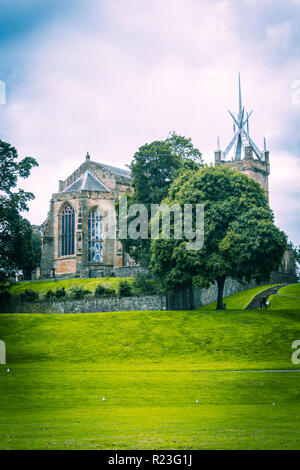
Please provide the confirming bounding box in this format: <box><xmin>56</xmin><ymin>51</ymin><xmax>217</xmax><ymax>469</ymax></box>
<box><xmin>198</xmin><ymin>284</ymin><xmax>280</xmax><ymax>311</ymax></box>
<box><xmin>8</xmin><ymin>277</ymin><xmax>133</xmax><ymax>297</ymax></box>
<box><xmin>269</xmin><ymin>283</ymin><xmax>300</xmax><ymax>310</ymax></box>
<box><xmin>1</xmin><ymin>306</ymin><xmax>300</xmax><ymax>449</ymax></box>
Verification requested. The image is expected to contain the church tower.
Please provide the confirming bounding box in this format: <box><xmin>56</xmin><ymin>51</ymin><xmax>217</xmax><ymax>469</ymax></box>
<box><xmin>214</xmin><ymin>74</ymin><xmax>270</xmax><ymax>199</ymax></box>
<box><xmin>214</xmin><ymin>75</ymin><xmax>296</xmax><ymax>282</ymax></box>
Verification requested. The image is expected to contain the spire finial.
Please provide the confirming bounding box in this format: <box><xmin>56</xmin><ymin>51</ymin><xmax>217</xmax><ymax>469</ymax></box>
<box><xmin>217</xmin><ymin>136</ymin><xmax>220</xmax><ymax>151</ymax></box>
<box><xmin>224</xmin><ymin>76</ymin><xmax>263</xmax><ymax>161</ymax></box>
<box><xmin>86</xmin><ymin>152</ymin><xmax>90</xmax><ymax>161</ymax></box>
<box><xmin>264</xmin><ymin>137</ymin><xmax>267</xmax><ymax>151</ymax></box>
<box><xmin>238</xmin><ymin>72</ymin><xmax>242</xmax><ymax>117</ymax></box>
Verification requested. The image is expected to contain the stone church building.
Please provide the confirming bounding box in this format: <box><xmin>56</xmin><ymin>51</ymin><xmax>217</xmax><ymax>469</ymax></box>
<box><xmin>40</xmin><ymin>153</ymin><xmax>132</xmax><ymax>279</ymax></box>
<box><xmin>39</xmin><ymin>75</ymin><xmax>296</xmax><ymax>282</ymax></box>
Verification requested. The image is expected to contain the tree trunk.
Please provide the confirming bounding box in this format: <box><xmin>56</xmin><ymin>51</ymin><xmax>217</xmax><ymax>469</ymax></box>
<box><xmin>216</xmin><ymin>276</ymin><xmax>226</xmax><ymax>310</ymax></box>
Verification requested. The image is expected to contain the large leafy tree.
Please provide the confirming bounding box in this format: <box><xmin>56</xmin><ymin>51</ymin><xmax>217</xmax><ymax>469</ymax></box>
<box><xmin>0</xmin><ymin>140</ymin><xmax>38</xmax><ymax>283</ymax></box>
<box><xmin>166</xmin><ymin>131</ymin><xmax>203</xmax><ymax>170</ymax></box>
<box><xmin>14</xmin><ymin>219</ymin><xmax>42</xmax><ymax>280</ymax></box>
<box><xmin>31</xmin><ymin>230</ymin><xmax>42</xmax><ymax>270</ymax></box>
<box><xmin>150</xmin><ymin>166</ymin><xmax>287</xmax><ymax>309</ymax></box>
<box><xmin>118</xmin><ymin>133</ymin><xmax>203</xmax><ymax>267</ymax></box>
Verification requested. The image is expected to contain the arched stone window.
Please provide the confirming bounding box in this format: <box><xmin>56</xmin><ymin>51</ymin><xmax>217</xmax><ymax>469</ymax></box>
<box><xmin>88</xmin><ymin>208</ymin><xmax>103</xmax><ymax>262</ymax></box>
<box><xmin>61</xmin><ymin>203</ymin><xmax>75</xmax><ymax>256</ymax></box>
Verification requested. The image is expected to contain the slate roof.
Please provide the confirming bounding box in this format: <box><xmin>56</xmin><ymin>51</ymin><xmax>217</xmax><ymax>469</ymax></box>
<box><xmin>62</xmin><ymin>170</ymin><xmax>110</xmax><ymax>193</ymax></box>
<box><xmin>94</xmin><ymin>162</ymin><xmax>131</xmax><ymax>179</ymax></box>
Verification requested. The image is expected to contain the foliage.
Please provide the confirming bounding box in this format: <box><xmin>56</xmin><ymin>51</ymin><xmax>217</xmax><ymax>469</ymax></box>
<box><xmin>0</xmin><ymin>288</ymin><xmax>11</xmax><ymax>302</ymax></box>
<box><xmin>44</xmin><ymin>290</ymin><xmax>55</xmax><ymax>300</ymax></box>
<box><xmin>166</xmin><ymin>131</ymin><xmax>203</xmax><ymax>170</ymax></box>
<box><xmin>94</xmin><ymin>284</ymin><xmax>115</xmax><ymax>297</ymax></box>
<box><xmin>1</xmin><ymin>217</ymin><xmax>41</xmax><ymax>281</ymax></box>
<box><xmin>31</xmin><ymin>231</ymin><xmax>42</xmax><ymax>268</ymax></box>
<box><xmin>20</xmin><ymin>289</ymin><xmax>39</xmax><ymax>302</ymax></box>
<box><xmin>118</xmin><ymin>280</ymin><xmax>133</xmax><ymax>297</ymax></box>
<box><xmin>150</xmin><ymin>166</ymin><xmax>287</xmax><ymax>309</ymax></box>
<box><xmin>54</xmin><ymin>287</ymin><xmax>66</xmax><ymax>299</ymax></box>
<box><xmin>70</xmin><ymin>286</ymin><xmax>91</xmax><ymax>299</ymax></box>
<box><xmin>14</xmin><ymin>218</ymin><xmax>37</xmax><ymax>280</ymax></box>
<box><xmin>294</xmin><ymin>245</ymin><xmax>300</xmax><ymax>277</ymax></box>
<box><xmin>8</xmin><ymin>277</ymin><xmax>133</xmax><ymax>297</ymax></box>
<box><xmin>132</xmin><ymin>272</ymin><xmax>159</xmax><ymax>295</ymax></box>
<box><xmin>117</xmin><ymin>133</ymin><xmax>203</xmax><ymax>267</ymax></box>
<box><xmin>0</xmin><ymin>140</ymin><xmax>38</xmax><ymax>283</ymax></box>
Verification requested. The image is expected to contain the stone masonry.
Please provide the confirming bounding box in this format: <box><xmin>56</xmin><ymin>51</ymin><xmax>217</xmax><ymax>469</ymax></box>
<box><xmin>40</xmin><ymin>153</ymin><xmax>133</xmax><ymax>279</ymax></box>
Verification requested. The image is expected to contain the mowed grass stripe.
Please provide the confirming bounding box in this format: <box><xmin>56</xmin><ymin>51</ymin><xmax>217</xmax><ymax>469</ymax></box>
<box><xmin>0</xmin><ymin>369</ymin><xmax>300</xmax><ymax>449</ymax></box>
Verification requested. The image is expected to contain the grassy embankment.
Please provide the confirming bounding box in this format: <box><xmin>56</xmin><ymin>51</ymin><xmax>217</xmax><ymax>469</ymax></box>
<box><xmin>269</xmin><ymin>283</ymin><xmax>300</xmax><ymax>309</ymax></box>
<box><xmin>197</xmin><ymin>283</ymin><xmax>281</xmax><ymax>310</ymax></box>
<box><xmin>8</xmin><ymin>277</ymin><xmax>133</xmax><ymax>297</ymax></box>
<box><xmin>1</xmin><ymin>284</ymin><xmax>300</xmax><ymax>449</ymax></box>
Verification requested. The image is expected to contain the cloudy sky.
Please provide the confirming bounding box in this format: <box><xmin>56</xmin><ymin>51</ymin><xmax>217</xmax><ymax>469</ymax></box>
<box><xmin>0</xmin><ymin>0</ymin><xmax>299</xmax><ymax>244</ymax></box>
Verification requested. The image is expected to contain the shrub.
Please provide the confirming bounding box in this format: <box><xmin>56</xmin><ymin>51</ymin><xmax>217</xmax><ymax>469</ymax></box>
<box><xmin>0</xmin><ymin>289</ymin><xmax>11</xmax><ymax>302</ymax></box>
<box><xmin>45</xmin><ymin>290</ymin><xmax>55</xmax><ymax>300</ymax></box>
<box><xmin>132</xmin><ymin>273</ymin><xmax>159</xmax><ymax>295</ymax></box>
<box><xmin>118</xmin><ymin>280</ymin><xmax>132</xmax><ymax>297</ymax></box>
<box><xmin>94</xmin><ymin>284</ymin><xmax>115</xmax><ymax>298</ymax></box>
<box><xmin>70</xmin><ymin>286</ymin><xmax>91</xmax><ymax>299</ymax></box>
<box><xmin>20</xmin><ymin>289</ymin><xmax>39</xmax><ymax>302</ymax></box>
<box><xmin>54</xmin><ymin>287</ymin><xmax>66</xmax><ymax>299</ymax></box>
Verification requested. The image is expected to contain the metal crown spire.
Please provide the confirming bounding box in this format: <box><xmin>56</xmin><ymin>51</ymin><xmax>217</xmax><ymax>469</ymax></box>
<box><xmin>222</xmin><ymin>74</ymin><xmax>263</xmax><ymax>161</ymax></box>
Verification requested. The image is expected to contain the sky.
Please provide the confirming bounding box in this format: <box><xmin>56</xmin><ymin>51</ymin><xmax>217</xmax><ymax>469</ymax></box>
<box><xmin>0</xmin><ymin>0</ymin><xmax>299</xmax><ymax>245</ymax></box>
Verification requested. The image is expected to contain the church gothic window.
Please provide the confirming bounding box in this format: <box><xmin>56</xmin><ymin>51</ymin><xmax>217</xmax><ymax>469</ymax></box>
<box><xmin>88</xmin><ymin>208</ymin><xmax>103</xmax><ymax>262</ymax></box>
<box><xmin>61</xmin><ymin>203</ymin><xmax>75</xmax><ymax>256</ymax></box>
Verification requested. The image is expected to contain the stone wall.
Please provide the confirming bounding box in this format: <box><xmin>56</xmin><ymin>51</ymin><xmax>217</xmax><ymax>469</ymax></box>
<box><xmin>269</xmin><ymin>270</ymin><xmax>297</xmax><ymax>284</ymax></box>
<box><xmin>194</xmin><ymin>278</ymin><xmax>257</xmax><ymax>308</ymax></box>
<box><xmin>2</xmin><ymin>278</ymin><xmax>256</xmax><ymax>314</ymax></box>
<box><xmin>113</xmin><ymin>266</ymin><xmax>149</xmax><ymax>277</ymax></box>
<box><xmin>2</xmin><ymin>272</ymin><xmax>296</xmax><ymax>315</ymax></box>
<box><xmin>1</xmin><ymin>294</ymin><xmax>167</xmax><ymax>314</ymax></box>
<box><xmin>167</xmin><ymin>277</ymin><xmax>258</xmax><ymax>310</ymax></box>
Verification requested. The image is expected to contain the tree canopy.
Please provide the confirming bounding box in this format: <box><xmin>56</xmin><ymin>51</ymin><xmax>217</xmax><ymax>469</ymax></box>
<box><xmin>118</xmin><ymin>132</ymin><xmax>203</xmax><ymax>267</ymax></box>
<box><xmin>150</xmin><ymin>166</ymin><xmax>287</xmax><ymax>309</ymax></box>
<box><xmin>0</xmin><ymin>140</ymin><xmax>38</xmax><ymax>283</ymax></box>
